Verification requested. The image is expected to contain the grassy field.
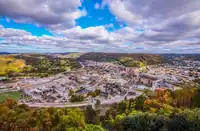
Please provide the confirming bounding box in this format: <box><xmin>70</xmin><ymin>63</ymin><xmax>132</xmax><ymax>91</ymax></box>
<box><xmin>0</xmin><ymin>55</ymin><xmax>25</xmax><ymax>76</ymax></box>
<box><xmin>0</xmin><ymin>54</ymin><xmax>81</xmax><ymax>77</ymax></box>
<box><xmin>0</xmin><ymin>92</ymin><xmax>22</xmax><ymax>102</ymax></box>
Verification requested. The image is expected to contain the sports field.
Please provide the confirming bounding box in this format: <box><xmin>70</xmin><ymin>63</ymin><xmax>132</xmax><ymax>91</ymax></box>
<box><xmin>0</xmin><ymin>91</ymin><xmax>22</xmax><ymax>102</ymax></box>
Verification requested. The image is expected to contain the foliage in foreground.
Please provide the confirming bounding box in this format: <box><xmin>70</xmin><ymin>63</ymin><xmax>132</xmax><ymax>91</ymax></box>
<box><xmin>0</xmin><ymin>99</ymin><xmax>105</xmax><ymax>131</ymax></box>
<box><xmin>1</xmin><ymin>87</ymin><xmax>200</xmax><ymax>131</ymax></box>
<box><xmin>102</xmin><ymin>87</ymin><xmax>200</xmax><ymax>131</ymax></box>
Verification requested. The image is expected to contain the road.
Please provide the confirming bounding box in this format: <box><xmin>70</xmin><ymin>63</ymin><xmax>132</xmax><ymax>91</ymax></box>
<box><xmin>79</xmin><ymin>61</ymin><xmax>85</xmax><ymax>69</ymax></box>
<box><xmin>20</xmin><ymin>90</ymin><xmax>142</xmax><ymax>108</ymax></box>
<box><xmin>20</xmin><ymin>102</ymin><xmax>93</xmax><ymax>108</ymax></box>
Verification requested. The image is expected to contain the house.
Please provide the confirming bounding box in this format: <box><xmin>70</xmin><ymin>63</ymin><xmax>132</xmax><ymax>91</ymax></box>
<box><xmin>76</xmin><ymin>87</ymin><xmax>96</xmax><ymax>95</ymax></box>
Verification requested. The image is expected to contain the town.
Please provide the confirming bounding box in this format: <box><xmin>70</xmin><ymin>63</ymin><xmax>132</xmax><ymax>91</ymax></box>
<box><xmin>1</xmin><ymin>1</ymin><xmax>200</xmax><ymax>130</ymax></box>
<box><xmin>1</xmin><ymin>58</ymin><xmax>199</xmax><ymax>108</ymax></box>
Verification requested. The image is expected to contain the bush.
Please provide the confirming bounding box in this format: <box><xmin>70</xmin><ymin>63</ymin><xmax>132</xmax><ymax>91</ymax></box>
<box><xmin>70</xmin><ymin>94</ymin><xmax>85</xmax><ymax>102</ymax></box>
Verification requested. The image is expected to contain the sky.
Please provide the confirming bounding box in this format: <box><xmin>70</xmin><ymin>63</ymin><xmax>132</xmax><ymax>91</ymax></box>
<box><xmin>0</xmin><ymin>0</ymin><xmax>200</xmax><ymax>53</ymax></box>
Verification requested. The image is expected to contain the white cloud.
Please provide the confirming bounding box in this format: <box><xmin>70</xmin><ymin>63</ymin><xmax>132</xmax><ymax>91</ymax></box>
<box><xmin>108</xmin><ymin>0</ymin><xmax>139</xmax><ymax>24</ymax></box>
<box><xmin>94</xmin><ymin>0</ymin><xmax>107</xmax><ymax>9</ymax></box>
<box><xmin>0</xmin><ymin>0</ymin><xmax>86</xmax><ymax>30</ymax></box>
<box><xmin>95</xmin><ymin>3</ymin><xmax>100</xmax><ymax>9</ymax></box>
<box><xmin>107</xmin><ymin>0</ymin><xmax>200</xmax><ymax>24</ymax></box>
<box><xmin>101</xmin><ymin>0</ymin><xmax>200</xmax><ymax>53</ymax></box>
<box><xmin>0</xmin><ymin>27</ymin><xmax>31</xmax><ymax>37</ymax></box>
<box><xmin>1</xmin><ymin>0</ymin><xmax>200</xmax><ymax>53</ymax></box>
<box><xmin>1</xmin><ymin>24</ymin><xmax>199</xmax><ymax>53</ymax></box>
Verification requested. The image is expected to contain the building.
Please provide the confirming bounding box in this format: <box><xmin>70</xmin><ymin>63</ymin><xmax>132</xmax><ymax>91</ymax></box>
<box><xmin>138</xmin><ymin>73</ymin><xmax>158</xmax><ymax>86</ymax></box>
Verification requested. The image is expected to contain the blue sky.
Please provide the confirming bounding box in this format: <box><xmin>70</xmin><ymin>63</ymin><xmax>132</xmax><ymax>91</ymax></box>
<box><xmin>0</xmin><ymin>0</ymin><xmax>125</xmax><ymax>36</ymax></box>
<box><xmin>0</xmin><ymin>0</ymin><xmax>200</xmax><ymax>53</ymax></box>
<box><xmin>76</xmin><ymin>0</ymin><xmax>126</xmax><ymax>31</ymax></box>
<box><xmin>0</xmin><ymin>18</ymin><xmax>53</xmax><ymax>36</ymax></box>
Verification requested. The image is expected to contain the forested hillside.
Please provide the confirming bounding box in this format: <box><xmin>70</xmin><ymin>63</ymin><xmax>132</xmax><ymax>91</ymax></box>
<box><xmin>77</xmin><ymin>52</ymin><xmax>164</xmax><ymax>66</ymax></box>
<box><xmin>0</xmin><ymin>54</ymin><xmax>81</xmax><ymax>77</ymax></box>
<box><xmin>0</xmin><ymin>55</ymin><xmax>25</xmax><ymax>76</ymax></box>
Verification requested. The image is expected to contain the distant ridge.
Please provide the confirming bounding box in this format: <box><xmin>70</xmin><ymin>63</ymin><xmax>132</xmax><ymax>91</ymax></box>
<box><xmin>0</xmin><ymin>52</ymin><xmax>18</xmax><ymax>55</ymax></box>
<box><xmin>0</xmin><ymin>52</ymin><xmax>71</xmax><ymax>55</ymax></box>
<box><xmin>77</xmin><ymin>52</ymin><xmax>164</xmax><ymax>65</ymax></box>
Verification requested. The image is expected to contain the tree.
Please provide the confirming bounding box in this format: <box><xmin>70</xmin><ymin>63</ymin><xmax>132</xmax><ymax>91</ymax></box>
<box><xmin>192</xmin><ymin>88</ymin><xmax>200</xmax><ymax>107</ymax></box>
<box><xmin>85</xmin><ymin>105</ymin><xmax>100</xmax><ymax>125</ymax></box>
<box><xmin>85</xmin><ymin>124</ymin><xmax>105</xmax><ymax>131</ymax></box>
<box><xmin>0</xmin><ymin>105</ymin><xmax>9</xmax><ymax>115</ymax></box>
<box><xmin>120</xmin><ymin>113</ymin><xmax>165</xmax><ymax>131</ymax></box>
<box><xmin>95</xmin><ymin>89</ymin><xmax>101</xmax><ymax>96</ymax></box>
<box><xmin>117</xmin><ymin>100</ymin><xmax>129</xmax><ymax>114</ymax></box>
<box><xmin>173</xmin><ymin>88</ymin><xmax>195</xmax><ymax>108</ymax></box>
<box><xmin>68</xmin><ymin>90</ymin><xmax>75</xmax><ymax>96</ymax></box>
<box><xmin>96</xmin><ymin>99</ymin><xmax>101</xmax><ymax>106</ymax></box>
<box><xmin>23</xmin><ymin>65</ymin><xmax>32</xmax><ymax>73</ymax></box>
<box><xmin>60</xmin><ymin>108</ymin><xmax>85</xmax><ymax>129</ymax></box>
<box><xmin>87</xmin><ymin>91</ymin><xmax>96</xmax><ymax>98</ymax></box>
<box><xmin>167</xmin><ymin>115</ymin><xmax>197</xmax><ymax>131</ymax></box>
<box><xmin>180</xmin><ymin>108</ymin><xmax>200</xmax><ymax>121</ymax></box>
<box><xmin>3</xmin><ymin>98</ymin><xmax>17</xmax><ymax>109</ymax></box>
<box><xmin>134</xmin><ymin>95</ymin><xmax>147</xmax><ymax>111</ymax></box>
<box><xmin>70</xmin><ymin>95</ymin><xmax>85</xmax><ymax>102</ymax></box>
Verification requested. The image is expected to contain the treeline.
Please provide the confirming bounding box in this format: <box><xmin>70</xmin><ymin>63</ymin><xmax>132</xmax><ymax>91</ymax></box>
<box><xmin>101</xmin><ymin>88</ymin><xmax>200</xmax><ymax>131</ymax></box>
<box><xmin>77</xmin><ymin>52</ymin><xmax>164</xmax><ymax>65</ymax></box>
<box><xmin>111</xmin><ymin>111</ymin><xmax>200</xmax><ymax>131</ymax></box>
<box><xmin>1</xmin><ymin>87</ymin><xmax>200</xmax><ymax>131</ymax></box>
<box><xmin>0</xmin><ymin>99</ymin><xmax>105</xmax><ymax>131</ymax></box>
<box><xmin>9</xmin><ymin>54</ymin><xmax>81</xmax><ymax>77</ymax></box>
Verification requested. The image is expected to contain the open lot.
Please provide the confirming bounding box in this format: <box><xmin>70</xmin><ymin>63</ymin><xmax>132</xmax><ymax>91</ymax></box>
<box><xmin>0</xmin><ymin>91</ymin><xmax>22</xmax><ymax>102</ymax></box>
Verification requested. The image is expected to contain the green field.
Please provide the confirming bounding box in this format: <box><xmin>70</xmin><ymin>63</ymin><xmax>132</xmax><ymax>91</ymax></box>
<box><xmin>0</xmin><ymin>92</ymin><xmax>22</xmax><ymax>102</ymax></box>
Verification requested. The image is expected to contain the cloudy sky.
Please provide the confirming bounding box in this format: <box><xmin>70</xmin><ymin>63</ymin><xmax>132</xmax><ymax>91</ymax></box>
<box><xmin>0</xmin><ymin>0</ymin><xmax>200</xmax><ymax>53</ymax></box>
